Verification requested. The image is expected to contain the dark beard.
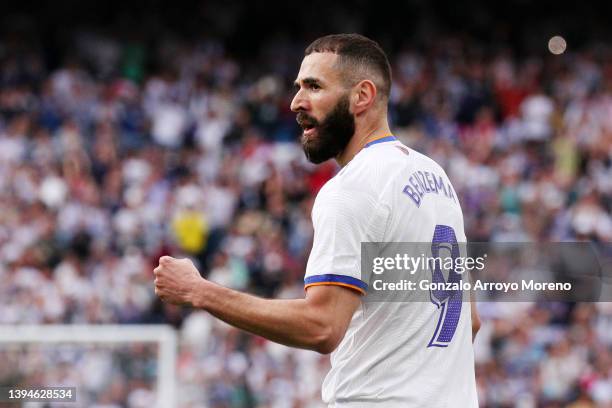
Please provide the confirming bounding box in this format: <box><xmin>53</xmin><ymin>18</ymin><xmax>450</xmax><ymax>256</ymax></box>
<box><xmin>297</xmin><ymin>95</ymin><xmax>355</xmax><ymax>164</ymax></box>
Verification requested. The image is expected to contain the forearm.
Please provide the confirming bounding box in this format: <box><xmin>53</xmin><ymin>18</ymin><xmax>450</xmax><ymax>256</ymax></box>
<box><xmin>191</xmin><ymin>280</ymin><xmax>334</xmax><ymax>352</ymax></box>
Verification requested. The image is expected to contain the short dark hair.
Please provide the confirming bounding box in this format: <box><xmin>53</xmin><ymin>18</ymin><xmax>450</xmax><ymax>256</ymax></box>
<box><xmin>305</xmin><ymin>33</ymin><xmax>392</xmax><ymax>101</ymax></box>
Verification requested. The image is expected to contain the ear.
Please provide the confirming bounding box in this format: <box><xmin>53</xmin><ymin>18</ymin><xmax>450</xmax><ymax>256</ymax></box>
<box><xmin>352</xmin><ymin>79</ymin><xmax>377</xmax><ymax>115</ymax></box>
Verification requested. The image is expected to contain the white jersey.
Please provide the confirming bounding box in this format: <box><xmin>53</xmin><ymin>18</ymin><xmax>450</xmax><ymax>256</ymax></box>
<box><xmin>304</xmin><ymin>136</ymin><xmax>478</xmax><ymax>407</ymax></box>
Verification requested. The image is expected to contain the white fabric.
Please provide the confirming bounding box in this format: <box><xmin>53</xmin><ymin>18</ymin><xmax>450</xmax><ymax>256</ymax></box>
<box><xmin>305</xmin><ymin>138</ymin><xmax>478</xmax><ymax>407</ymax></box>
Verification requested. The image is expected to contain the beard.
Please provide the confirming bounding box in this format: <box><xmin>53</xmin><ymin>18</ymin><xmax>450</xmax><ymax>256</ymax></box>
<box><xmin>297</xmin><ymin>94</ymin><xmax>355</xmax><ymax>164</ymax></box>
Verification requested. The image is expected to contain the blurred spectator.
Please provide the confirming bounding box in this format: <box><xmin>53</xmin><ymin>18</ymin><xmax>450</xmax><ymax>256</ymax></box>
<box><xmin>0</xmin><ymin>9</ymin><xmax>610</xmax><ymax>407</ymax></box>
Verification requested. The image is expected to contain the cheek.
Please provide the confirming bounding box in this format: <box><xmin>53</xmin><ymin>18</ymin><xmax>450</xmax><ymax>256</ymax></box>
<box><xmin>311</xmin><ymin>93</ymin><xmax>337</xmax><ymax>118</ymax></box>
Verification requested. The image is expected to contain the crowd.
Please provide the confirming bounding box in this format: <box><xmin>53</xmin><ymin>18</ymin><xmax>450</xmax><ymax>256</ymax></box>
<box><xmin>0</xmin><ymin>21</ymin><xmax>610</xmax><ymax>407</ymax></box>
<box><xmin>0</xmin><ymin>344</ymin><xmax>158</xmax><ymax>407</ymax></box>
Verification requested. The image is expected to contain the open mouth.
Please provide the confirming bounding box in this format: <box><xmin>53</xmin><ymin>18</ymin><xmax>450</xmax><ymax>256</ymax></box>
<box><xmin>297</xmin><ymin>114</ymin><xmax>318</xmax><ymax>137</ymax></box>
<box><xmin>302</xmin><ymin>124</ymin><xmax>317</xmax><ymax>137</ymax></box>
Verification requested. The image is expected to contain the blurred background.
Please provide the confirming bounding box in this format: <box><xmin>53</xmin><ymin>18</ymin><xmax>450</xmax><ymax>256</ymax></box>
<box><xmin>0</xmin><ymin>0</ymin><xmax>611</xmax><ymax>406</ymax></box>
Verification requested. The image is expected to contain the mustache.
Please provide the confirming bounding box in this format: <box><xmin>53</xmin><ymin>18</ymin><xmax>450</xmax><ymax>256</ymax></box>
<box><xmin>296</xmin><ymin>112</ymin><xmax>319</xmax><ymax>128</ymax></box>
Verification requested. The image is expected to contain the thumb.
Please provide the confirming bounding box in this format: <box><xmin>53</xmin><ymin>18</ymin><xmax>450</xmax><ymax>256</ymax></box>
<box><xmin>159</xmin><ymin>255</ymin><xmax>175</xmax><ymax>265</ymax></box>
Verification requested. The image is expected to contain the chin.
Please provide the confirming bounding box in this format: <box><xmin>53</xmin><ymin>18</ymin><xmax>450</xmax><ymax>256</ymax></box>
<box><xmin>301</xmin><ymin>132</ymin><xmax>319</xmax><ymax>147</ymax></box>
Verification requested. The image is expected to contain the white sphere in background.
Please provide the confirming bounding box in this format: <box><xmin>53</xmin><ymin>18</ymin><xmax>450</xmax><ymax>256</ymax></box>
<box><xmin>548</xmin><ymin>36</ymin><xmax>567</xmax><ymax>55</ymax></box>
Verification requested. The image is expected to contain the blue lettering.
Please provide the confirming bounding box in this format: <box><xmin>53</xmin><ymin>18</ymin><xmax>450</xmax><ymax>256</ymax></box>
<box><xmin>403</xmin><ymin>185</ymin><xmax>421</xmax><ymax>207</ymax></box>
<box><xmin>425</xmin><ymin>171</ymin><xmax>436</xmax><ymax>193</ymax></box>
<box><xmin>403</xmin><ymin>171</ymin><xmax>456</xmax><ymax>207</ymax></box>
<box><xmin>415</xmin><ymin>172</ymin><xmax>428</xmax><ymax>193</ymax></box>
<box><xmin>418</xmin><ymin>172</ymin><xmax>431</xmax><ymax>193</ymax></box>
<box><xmin>448</xmin><ymin>183</ymin><xmax>456</xmax><ymax>202</ymax></box>
<box><xmin>409</xmin><ymin>176</ymin><xmax>423</xmax><ymax>197</ymax></box>
<box><xmin>435</xmin><ymin>175</ymin><xmax>448</xmax><ymax>196</ymax></box>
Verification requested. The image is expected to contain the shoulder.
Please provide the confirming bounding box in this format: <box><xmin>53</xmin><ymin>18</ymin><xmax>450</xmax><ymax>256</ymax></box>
<box><xmin>312</xmin><ymin>144</ymin><xmax>404</xmax><ymax>218</ymax></box>
<box><xmin>405</xmin><ymin>144</ymin><xmax>452</xmax><ymax>179</ymax></box>
<box><xmin>335</xmin><ymin>142</ymin><xmax>408</xmax><ymax>191</ymax></box>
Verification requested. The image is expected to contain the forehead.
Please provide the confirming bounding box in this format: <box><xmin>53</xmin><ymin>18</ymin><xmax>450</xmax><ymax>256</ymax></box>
<box><xmin>295</xmin><ymin>52</ymin><xmax>341</xmax><ymax>84</ymax></box>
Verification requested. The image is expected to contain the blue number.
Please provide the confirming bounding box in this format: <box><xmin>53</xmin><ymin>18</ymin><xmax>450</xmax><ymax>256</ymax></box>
<box><xmin>427</xmin><ymin>224</ymin><xmax>462</xmax><ymax>348</ymax></box>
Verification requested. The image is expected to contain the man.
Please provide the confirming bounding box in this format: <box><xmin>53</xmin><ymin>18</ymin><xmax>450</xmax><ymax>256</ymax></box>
<box><xmin>154</xmin><ymin>34</ymin><xmax>480</xmax><ymax>406</ymax></box>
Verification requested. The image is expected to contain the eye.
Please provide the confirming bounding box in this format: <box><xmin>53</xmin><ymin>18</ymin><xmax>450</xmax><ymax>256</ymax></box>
<box><xmin>309</xmin><ymin>83</ymin><xmax>321</xmax><ymax>90</ymax></box>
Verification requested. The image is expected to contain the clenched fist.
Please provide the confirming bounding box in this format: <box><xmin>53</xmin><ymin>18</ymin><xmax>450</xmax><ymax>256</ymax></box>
<box><xmin>154</xmin><ymin>256</ymin><xmax>205</xmax><ymax>306</ymax></box>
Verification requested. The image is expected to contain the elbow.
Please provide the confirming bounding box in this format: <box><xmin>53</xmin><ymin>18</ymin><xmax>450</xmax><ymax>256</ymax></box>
<box><xmin>313</xmin><ymin>337</ymin><xmax>339</xmax><ymax>355</ymax></box>
<box><xmin>311</xmin><ymin>325</ymin><xmax>342</xmax><ymax>355</ymax></box>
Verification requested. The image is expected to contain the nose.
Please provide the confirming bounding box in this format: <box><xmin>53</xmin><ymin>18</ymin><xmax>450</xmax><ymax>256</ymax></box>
<box><xmin>290</xmin><ymin>89</ymin><xmax>309</xmax><ymax>113</ymax></box>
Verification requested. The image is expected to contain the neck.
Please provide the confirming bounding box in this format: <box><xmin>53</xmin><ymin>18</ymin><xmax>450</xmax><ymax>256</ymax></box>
<box><xmin>336</xmin><ymin>117</ymin><xmax>392</xmax><ymax>167</ymax></box>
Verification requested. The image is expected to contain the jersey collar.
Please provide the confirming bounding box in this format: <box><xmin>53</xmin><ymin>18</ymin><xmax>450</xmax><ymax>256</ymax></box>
<box><xmin>364</xmin><ymin>135</ymin><xmax>397</xmax><ymax>148</ymax></box>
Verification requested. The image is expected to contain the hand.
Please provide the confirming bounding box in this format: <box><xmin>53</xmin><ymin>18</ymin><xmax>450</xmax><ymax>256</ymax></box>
<box><xmin>154</xmin><ymin>256</ymin><xmax>204</xmax><ymax>306</ymax></box>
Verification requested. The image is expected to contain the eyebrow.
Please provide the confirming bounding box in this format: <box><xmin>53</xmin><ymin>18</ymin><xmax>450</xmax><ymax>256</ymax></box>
<box><xmin>293</xmin><ymin>77</ymin><xmax>323</xmax><ymax>89</ymax></box>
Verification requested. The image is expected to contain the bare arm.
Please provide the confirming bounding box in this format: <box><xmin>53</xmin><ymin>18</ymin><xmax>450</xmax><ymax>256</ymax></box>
<box><xmin>154</xmin><ymin>256</ymin><xmax>361</xmax><ymax>354</ymax></box>
<box><xmin>471</xmin><ymin>290</ymin><xmax>481</xmax><ymax>342</ymax></box>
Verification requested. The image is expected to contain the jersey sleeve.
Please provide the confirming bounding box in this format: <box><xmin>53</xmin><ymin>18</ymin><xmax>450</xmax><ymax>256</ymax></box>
<box><xmin>304</xmin><ymin>183</ymin><xmax>389</xmax><ymax>295</ymax></box>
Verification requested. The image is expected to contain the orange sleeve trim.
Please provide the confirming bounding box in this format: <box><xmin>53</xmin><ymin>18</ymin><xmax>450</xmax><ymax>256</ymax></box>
<box><xmin>304</xmin><ymin>281</ymin><xmax>366</xmax><ymax>296</ymax></box>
